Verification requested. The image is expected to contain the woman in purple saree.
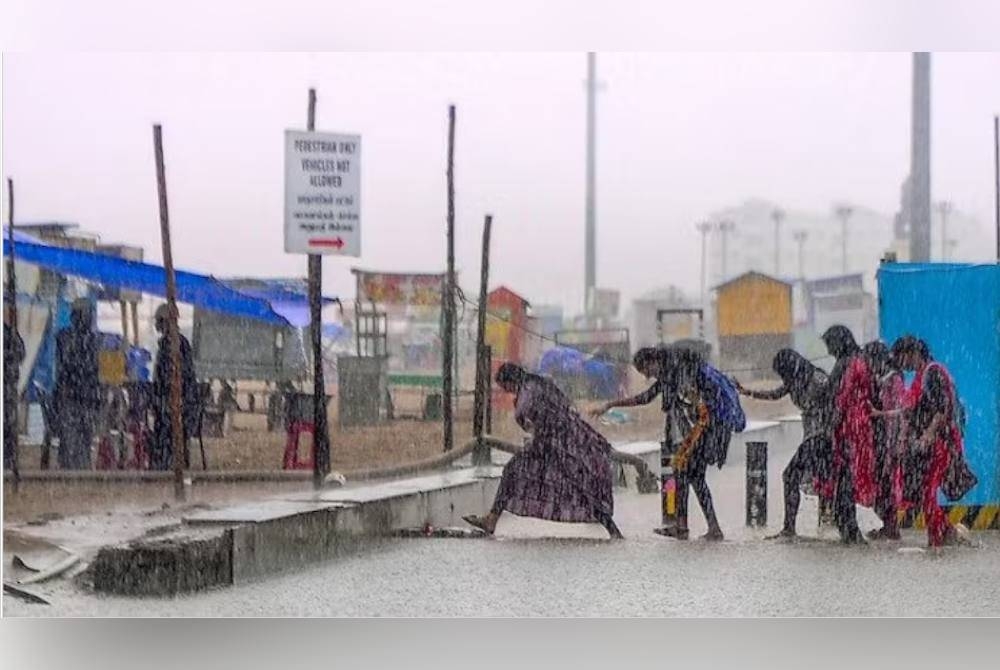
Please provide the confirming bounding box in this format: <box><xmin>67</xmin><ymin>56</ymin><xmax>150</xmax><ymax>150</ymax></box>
<box><xmin>463</xmin><ymin>363</ymin><xmax>622</xmax><ymax>539</ymax></box>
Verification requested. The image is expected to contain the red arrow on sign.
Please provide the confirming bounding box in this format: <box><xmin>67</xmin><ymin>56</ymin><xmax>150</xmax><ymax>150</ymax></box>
<box><xmin>309</xmin><ymin>237</ymin><xmax>345</xmax><ymax>249</ymax></box>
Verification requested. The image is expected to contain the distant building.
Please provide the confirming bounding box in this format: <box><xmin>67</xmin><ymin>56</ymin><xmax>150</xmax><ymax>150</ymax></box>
<box><xmin>704</xmin><ymin>198</ymin><xmax>991</xmax><ymax>295</ymax></box>
<box><xmin>628</xmin><ymin>285</ymin><xmax>695</xmax><ymax>351</ymax></box>
<box><xmin>714</xmin><ymin>271</ymin><xmax>792</xmax><ymax>377</ymax></box>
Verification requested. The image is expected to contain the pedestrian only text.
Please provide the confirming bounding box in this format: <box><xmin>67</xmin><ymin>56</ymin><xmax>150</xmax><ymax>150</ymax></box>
<box><xmin>284</xmin><ymin>130</ymin><xmax>362</xmax><ymax>256</ymax></box>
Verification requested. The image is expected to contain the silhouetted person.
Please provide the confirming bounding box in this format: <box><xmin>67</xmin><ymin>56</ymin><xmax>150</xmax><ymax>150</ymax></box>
<box><xmin>54</xmin><ymin>299</ymin><xmax>101</xmax><ymax>469</ymax></box>
<box><xmin>151</xmin><ymin>304</ymin><xmax>199</xmax><ymax>470</ymax></box>
<box><xmin>4</xmin><ymin>302</ymin><xmax>25</xmax><ymax>471</ymax></box>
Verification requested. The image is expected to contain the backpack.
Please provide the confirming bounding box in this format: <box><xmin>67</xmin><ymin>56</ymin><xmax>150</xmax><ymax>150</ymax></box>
<box><xmin>700</xmin><ymin>363</ymin><xmax>747</xmax><ymax>432</ymax></box>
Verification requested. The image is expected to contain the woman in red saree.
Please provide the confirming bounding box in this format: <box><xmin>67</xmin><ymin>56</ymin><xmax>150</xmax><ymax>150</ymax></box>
<box><xmin>864</xmin><ymin>341</ymin><xmax>905</xmax><ymax>540</ymax></box>
<box><xmin>821</xmin><ymin>326</ymin><xmax>875</xmax><ymax>543</ymax></box>
<box><xmin>891</xmin><ymin>336</ymin><xmax>964</xmax><ymax>548</ymax></box>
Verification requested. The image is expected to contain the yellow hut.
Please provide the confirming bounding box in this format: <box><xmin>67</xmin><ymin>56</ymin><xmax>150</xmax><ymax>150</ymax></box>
<box><xmin>714</xmin><ymin>271</ymin><xmax>793</xmax><ymax>377</ymax></box>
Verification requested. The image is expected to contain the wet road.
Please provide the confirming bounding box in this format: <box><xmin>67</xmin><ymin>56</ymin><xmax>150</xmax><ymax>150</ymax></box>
<box><xmin>8</xmin><ymin>446</ymin><xmax>1000</xmax><ymax>617</ymax></box>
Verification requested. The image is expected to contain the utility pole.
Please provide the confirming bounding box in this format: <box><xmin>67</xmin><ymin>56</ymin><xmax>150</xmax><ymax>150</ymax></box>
<box><xmin>834</xmin><ymin>205</ymin><xmax>853</xmax><ymax>274</ymax></box>
<box><xmin>696</xmin><ymin>221</ymin><xmax>712</xmax><ymax>308</ymax></box>
<box><xmin>771</xmin><ymin>208</ymin><xmax>785</xmax><ymax>276</ymax></box>
<box><xmin>717</xmin><ymin>220</ymin><xmax>735</xmax><ymax>282</ymax></box>
<box><xmin>792</xmin><ymin>230</ymin><xmax>808</xmax><ymax>279</ymax></box>
<box><xmin>442</xmin><ymin>104</ymin><xmax>456</xmax><ymax>452</ymax></box>
<box><xmin>152</xmin><ymin>125</ymin><xmax>186</xmax><ymax>502</ymax></box>
<box><xmin>5</xmin><ymin>178</ymin><xmax>19</xmax><ymax>491</ymax></box>
<box><xmin>472</xmin><ymin>214</ymin><xmax>493</xmax><ymax>466</ymax></box>
<box><xmin>584</xmin><ymin>52</ymin><xmax>597</xmax><ymax>315</ymax></box>
<box><xmin>910</xmin><ymin>52</ymin><xmax>932</xmax><ymax>262</ymax></box>
<box><xmin>936</xmin><ymin>200</ymin><xmax>953</xmax><ymax>260</ymax></box>
<box><xmin>305</xmin><ymin>88</ymin><xmax>331</xmax><ymax>488</ymax></box>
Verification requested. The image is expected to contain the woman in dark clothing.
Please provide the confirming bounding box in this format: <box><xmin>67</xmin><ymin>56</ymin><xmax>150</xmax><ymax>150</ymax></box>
<box><xmin>151</xmin><ymin>304</ymin><xmax>200</xmax><ymax>470</ymax></box>
<box><xmin>736</xmin><ymin>348</ymin><xmax>832</xmax><ymax>539</ymax></box>
<box><xmin>592</xmin><ymin>346</ymin><xmax>726</xmax><ymax>541</ymax></box>
<box><xmin>463</xmin><ymin>363</ymin><xmax>622</xmax><ymax>539</ymax></box>
<box><xmin>54</xmin><ymin>299</ymin><xmax>101</xmax><ymax>470</ymax></box>
<box><xmin>863</xmin><ymin>341</ymin><xmax>904</xmax><ymax>540</ymax></box>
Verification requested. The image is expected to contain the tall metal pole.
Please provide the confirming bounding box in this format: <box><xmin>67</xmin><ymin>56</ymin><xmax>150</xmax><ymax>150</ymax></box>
<box><xmin>696</xmin><ymin>221</ymin><xmax>711</xmax><ymax>308</ymax></box>
<box><xmin>5</xmin><ymin>177</ymin><xmax>20</xmax><ymax>491</ymax></box>
<box><xmin>306</xmin><ymin>88</ymin><xmax>330</xmax><ymax>488</ymax></box>
<box><xmin>994</xmin><ymin>115</ymin><xmax>999</xmax><ymax>262</ymax></box>
<box><xmin>835</xmin><ymin>205</ymin><xmax>853</xmax><ymax>274</ymax></box>
<box><xmin>936</xmin><ymin>200</ymin><xmax>953</xmax><ymax>260</ymax></box>
<box><xmin>771</xmin><ymin>208</ymin><xmax>785</xmax><ymax>276</ymax></box>
<box><xmin>442</xmin><ymin>104</ymin><xmax>456</xmax><ymax>452</ymax></box>
<box><xmin>152</xmin><ymin>125</ymin><xmax>186</xmax><ymax>502</ymax></box>
<box><xmin>910</xmin><ymin>52</ymin><xmax>932</xmax><ymax>262</ymax></box>
<box><xmin>793</xmin><ymin>230</ymin><xmax>808</xmax><ymax>279</ymax></box>
<box><xmin>584</xmin><ymin>52</ymin><xmax>597</xmax><ymax>315</ymax></box>
<box><xmin>472</xmin><ymin>214</ymin><xmax>493</xmax><ymax>466</ymax></box>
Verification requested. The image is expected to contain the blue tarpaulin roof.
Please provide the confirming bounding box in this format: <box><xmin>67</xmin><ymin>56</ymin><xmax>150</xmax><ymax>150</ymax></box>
<box><xmin>3</xmin><ymin>226</ymin><xmax>335</xmax><ymax>327</ymax></box>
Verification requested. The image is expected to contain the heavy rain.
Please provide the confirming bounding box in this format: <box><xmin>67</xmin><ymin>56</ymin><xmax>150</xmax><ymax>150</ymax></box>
<box><xmin>3</xmin><ymin>49</ymin><xmax>1000</xmax><ymax>619</ymax></box>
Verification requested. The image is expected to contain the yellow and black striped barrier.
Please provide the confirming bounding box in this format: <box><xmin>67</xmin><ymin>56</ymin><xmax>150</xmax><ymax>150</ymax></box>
<box><xmin>902</xmin><ymin>505</ymin><xmax>1000</xmax><ymax>531</ymax></box>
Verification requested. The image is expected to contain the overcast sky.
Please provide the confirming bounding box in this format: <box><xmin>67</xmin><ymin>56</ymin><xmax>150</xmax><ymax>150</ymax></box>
<box><xmin>3</xmin><ymin>52</ymin><xmax>999</xmax><ymax>312</ymax></box>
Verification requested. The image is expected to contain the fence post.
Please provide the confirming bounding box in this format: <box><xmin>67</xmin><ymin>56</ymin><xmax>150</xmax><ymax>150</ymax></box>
<box><xmin>746</xmin><ymin>441</ymin><xmax>768</xmax><ymax>527</ymax></box>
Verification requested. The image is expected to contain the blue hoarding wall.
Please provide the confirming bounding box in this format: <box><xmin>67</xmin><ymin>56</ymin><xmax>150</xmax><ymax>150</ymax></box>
<box><xmin>878</xmin><ymin>263</ymin><xmax>1000</xmax><ymax>506</ymax></box>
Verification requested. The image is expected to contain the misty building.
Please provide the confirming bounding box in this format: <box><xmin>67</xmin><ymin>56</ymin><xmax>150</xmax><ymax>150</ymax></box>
<box><xmin>705</xmin><ymin>198</ymin><xmax>990</xmax><ymax>293</ymax></box>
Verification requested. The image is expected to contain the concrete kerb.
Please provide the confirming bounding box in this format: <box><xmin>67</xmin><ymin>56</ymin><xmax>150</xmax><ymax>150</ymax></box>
<box><xmin>88</xmin><ymin>466</ymin><xmax>504</xmax><ymax>595</ymax></box>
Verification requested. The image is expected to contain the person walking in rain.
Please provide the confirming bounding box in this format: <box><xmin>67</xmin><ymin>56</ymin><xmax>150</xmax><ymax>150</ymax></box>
<box><xmin>54</xmin><ymin>299</ymin><xmax>101</xmax><ymax>469</ymax></box>
<box><xmin>151</xmin><ymin>304</ymin><xmax>199</xmax><ymax>470</ymax></box>
<box><xmin>592</xmin><ymin>346</ymin><xmax>732</xmax><ymax>541</ymax></box>
<box><xmin>463</xmin><ymin>363</ymin><xmax>622</xmax><ymax>539</ymax></box>
<box><xmin>735</xmin><ymin>348</ymin><xmax>832</xmax><ymax>539</ymax></box>
<box><xmin>890</xmin><ymin>336</ymin><xmax>967</xmax><ymax>548</ymax></box>
<box><xmin>820</xmin><ymin>325</ymin><xmax>873</xmax><ymax>544</ymax></box>
<box><xmin>4</xmin><ymin>301</ymin><xmax>25</xmax><ymax>471</ymax></box>
<box><xmin>863</xmin><ymin>341</ymin><xmax>904</xmax><ymax>540</ymax></box>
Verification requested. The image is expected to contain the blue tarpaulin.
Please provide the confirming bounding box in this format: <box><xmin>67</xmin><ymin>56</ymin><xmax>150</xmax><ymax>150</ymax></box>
<box><xmin>537</xmin><ymin>346</ymin><xmax>586</xmax><ymax>377</ymax></box>
<box><xmin>3</xmin><ymin>227</ymin><xmax>334</xmax><ymax>327</ymax></box>
<box><xmin>878</xmin><ymin>262</ymin><xmax>1000</xmax><ymax>507</ymax></box>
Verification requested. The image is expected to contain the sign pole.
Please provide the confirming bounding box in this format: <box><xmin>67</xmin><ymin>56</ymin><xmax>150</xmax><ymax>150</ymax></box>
<box><xmin>306</xmin><ymin>88</ymin><xmax>331</xmax><ymax>489</ymax></box>
<box><xmin>472</xmin><ymin>214</ymin><xmax>493</xmax><ymax>465</ymax></box>
<box><xmin>152</xmin><ymin>125</ymin><xmax>187</xmax><ymax>502</ymax></box>
<box><xmin>5</xmin><ymin>177</ymin><xmax>20</xmax><ymax>491</ymax></box>
<box><xmin>442</xmin><ymin>104</ymin><xmax>456</xmax><ymax>452</ymax></box>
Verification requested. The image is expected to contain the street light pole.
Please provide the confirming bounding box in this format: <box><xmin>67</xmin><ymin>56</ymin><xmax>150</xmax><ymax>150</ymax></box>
<box><xmin>792</xmin><ymin>230</ymin><xmax>808</xmax><ymax>279</ymax></box>
<box><xmin>696</xmin><ymin>221</ymin><xmax>712</xmax><ymax>308</ymax></box>
<box><xmin>771</xmin><ymin>208</ymin><xmax>785</xmax><ymax>276</ymax></box>
<box><xmin>834</xmin><ymin>205</ymin><xmax>853</xmax><ymax>274</ymax></box>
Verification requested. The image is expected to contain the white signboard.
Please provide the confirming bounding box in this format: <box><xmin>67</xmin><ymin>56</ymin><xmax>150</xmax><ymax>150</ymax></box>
<box><xmin>284</xmin><ymin>130</ymin><xmax>361</xmax><ymax>256</ymax></box>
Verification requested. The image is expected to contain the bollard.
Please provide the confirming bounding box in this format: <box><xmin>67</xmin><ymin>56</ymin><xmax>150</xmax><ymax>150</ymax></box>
<box><xmin>659</xmin><ymin>440</ymin><xmax>680</xmax><ymax>530</ymax></box>
<box><xmin>745</xmin><ymin>441</ymin><xmax>768</xmax><ymax>527</ymax></box>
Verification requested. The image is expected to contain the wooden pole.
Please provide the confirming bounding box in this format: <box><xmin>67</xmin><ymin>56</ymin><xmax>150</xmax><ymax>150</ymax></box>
<box><xmin>5</xmin><ymin>177</ymin><xmax>20</xmax><ymax>491</ymax></box>
<box><xmin>484</xmin><ymin>345</ymin><xmax>493</xmax><ymax>435</ymax></box>
<box><xmin>152</xmin><ymin>125</ymin><xmax>187</xmax><ymax>502</ymax></box>
<box><xmin>307</xmin><ymin>88</ymin><xmax>330</xmax><ymax>488</ymax></box>
<box><xmin>442</xmin><ymin>105</ymin><xmax>456</xmax><ymax>452</ymax></box>
<box><xmin>472</xmin><ymin>214</ymin><xmax>493</xmax><ymax>465</ymax></box>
